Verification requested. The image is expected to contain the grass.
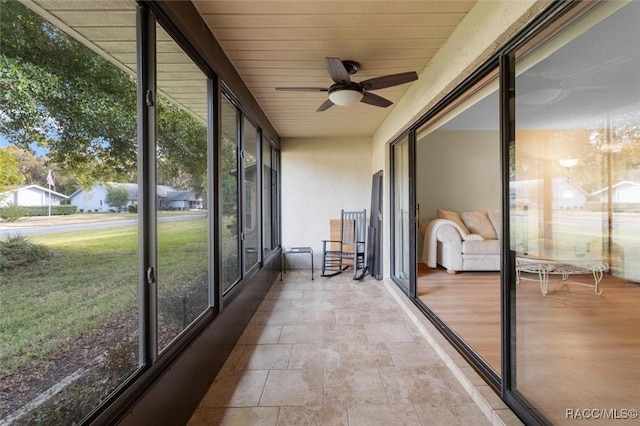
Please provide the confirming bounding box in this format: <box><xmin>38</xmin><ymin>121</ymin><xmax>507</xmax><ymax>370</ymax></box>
<box><xmin>0</xmin><ymin>217</ymin><xmax>209</xmax><ymax>374</ymax></box>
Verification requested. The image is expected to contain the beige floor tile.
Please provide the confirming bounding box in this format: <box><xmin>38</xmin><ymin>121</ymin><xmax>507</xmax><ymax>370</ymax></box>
<box><xmin>288</xmin><ymin>343</ymin><xmax>341</xmax><ymax>369</ymax></box>
<box><xmin>324</xmin><ymin>368</ymin><xmax>389</xmax><ymax>406</ymax></box>
<box><xmin>257</xmin><ymin>298</ymin><xmax>292</xmax><ymax>312</ymax></box>
<box><xmin>339</xmin><ymin>341</ymin><xmax>395</xmax><ymax>368</ymax></box>
<box><xmin>414</xmin><ymin>401</ymin><xmax>491</xmax><ymax>426</ymax></box>
<box><xmin>347</xmin><ymin>404</ymin><xmax>421</xmax><ymax>426</ymax></box>
<box><xmin>220</xmin><ymin>345</ymin><xmax>247</xmax><ymax>372</ymax></box>
<box><xmin>378</xmin><ymin>366</ymin><xmax>451</xmax><ymax>404</ymax></box>
<box><xmin>188</xmin><ymin>275</ymin><xmax>517</xmax><ymax>426</ymax></box>
<box><xmin>198</xmin><ymin>370</ymin><xmax>268</xmax><ymax>407</ymax></box>
<box><xmin>235</xmin><ymin>344</ymin><xmax>292</xmax><ymax>370</ymax></box>
<box><xmin>385</xmin><ymin>340</ymin><xmax>444</xmax><ymax>368</ymax></box>
<box><xmin>187</xmin><ymin>407</ymin><xmax>279</xmax><ymax>426</ymax></box>
<box><xmin>363</xmin><ymin>323</ymin><xmax>414</xmax><ymax>344</ymax></box>
<box><xmin>237</xmin><ymin>325</ymin><xmax>283</xmax><ymax>345</ymax></box>
<box><xmin>289</xmin><ymin>297</ymin><xmax>323</xmax><ymax>310</ymax></box>
<box><xmin>258</xmin><ymin>310</ymin><xmax>300</xmax><ymax>326</ymax></box>
<box><xmin>276</xmin><ymin>405</ymin><xmax>348</xmax><ymax>426</ymax></box>
<box><xmin>322</xmin><ymin>324</ymin><xmax>368</xmax><ymax>344</ymax></box>
<box><xmin>278</xmin><ymin>324</ymin><xmax>323</xmax><ymax>344</ymax></box>
<box><xmin>296</xmin><ymin>309</ymin><xmax>337</xmax><ymax>325</ymax></box>
<box><xmin>260</xmin><ymin>369</ymin><xmax>324</xmax><ymax>406</ymax></box>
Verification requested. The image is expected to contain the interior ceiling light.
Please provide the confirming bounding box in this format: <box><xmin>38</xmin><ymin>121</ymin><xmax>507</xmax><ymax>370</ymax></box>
<box><xmin>328</xmin><ymin>85</ymin><xmax>364</xmax><ymax>106</ymax></box>
<box><xmin>559</xmin><ymin>158</ymin><xmax>579</xmax><ymax>168</ymax></box>
<box><xmin>275</xmin><ymin>57</ymin><xmax>418</xmax><ymax>112</ymax></box>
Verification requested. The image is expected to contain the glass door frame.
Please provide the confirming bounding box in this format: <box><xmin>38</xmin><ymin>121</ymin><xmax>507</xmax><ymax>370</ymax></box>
<box><xmin>389</xmin><ymin>132</ymin><xmax>417</xmax><ymax>299</ymax></box>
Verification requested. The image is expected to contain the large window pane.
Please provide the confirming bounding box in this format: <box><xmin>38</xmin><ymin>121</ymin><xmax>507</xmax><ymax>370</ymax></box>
<box><xmin>221</xmin><ymin>96</ymin><xmax>240</xmax><ymax>292</ymax></box>
<box><xmin>0</xmin><ymin>1</ymin><xmax>139</xmax><ymax>423</ymax></box>
<box><xmin>156</xmin><ymin>24</ymin><xmax>209</xmax><ymax>352</ymax></box>
<box><xmin>392</xmin><ymin>136</ymin><xmax>410</xmax><ymax>291</ymax></box>
<box><xmin>416</xmin><ymin>78</ymin><xmax>501</xmax><ymax>373</ymax></box>
<box><xmin>243</xmin><ymin>117</ymin><xmax>259</xmax><ymax>272</ymax></box>
<box><xmin>513</xmin><ymin>2</ymin><xmax>640</xmax><ymax>422</ymax></box>
<box><xmin>262</xmin><ymin>140</ymin><xmax>273</xmax><ymax>255</ymax></box>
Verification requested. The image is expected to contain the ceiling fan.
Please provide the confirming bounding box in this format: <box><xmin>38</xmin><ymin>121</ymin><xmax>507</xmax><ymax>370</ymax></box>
<box><xmin>275</xmin><ymin>57</ymin><xmax>419</xmax><ymax>112</ymax></box>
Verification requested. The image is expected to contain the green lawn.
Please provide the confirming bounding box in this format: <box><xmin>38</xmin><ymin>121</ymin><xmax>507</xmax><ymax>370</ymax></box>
<box><xmin>0</xmin><ymin>217</ymin><xmax>208</xmax><ymax>374</ymax></box>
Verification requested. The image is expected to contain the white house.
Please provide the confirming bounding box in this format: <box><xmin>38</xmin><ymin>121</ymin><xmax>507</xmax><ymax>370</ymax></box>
<box><xmin>0</xmin><ymin>184</ymin><xmax>68</xmax><ymax>207</ymax></box>
<box><xmin>163</xmin><ymin>191</ymin><xmax>203</xmax><ymax>211</ymax></box>
<box><xmin>591</xmin><ymin>181</ymin><xmax>640</xmax><ymax>204</ymax></box>
<box><xmin>510</xmin><ymin>178</ymin><xmax>588</xmax><ymax>210</ymax></box>
<box><xmin>69</xmin><ymin>182</ymin><xmax>138</xmax><ymax>212</ymax></box>
<box><xmin>69</xmin><ymin>183</ymin><xmax>202</xmax><ymax>212</ymax></box>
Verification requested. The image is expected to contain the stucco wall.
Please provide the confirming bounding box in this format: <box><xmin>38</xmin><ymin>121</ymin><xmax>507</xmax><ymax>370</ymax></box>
<box><xmin>281</xmin><ymin>136</ymin><xmax>372</xmax><ymax>269</ymax></box>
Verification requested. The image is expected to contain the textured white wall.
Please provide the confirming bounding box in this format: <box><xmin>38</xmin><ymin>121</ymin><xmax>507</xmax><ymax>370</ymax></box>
<box><xmin>277</xmin><ymin>1</ymin><xmax>548</xmax><ymax>277</ymax></box>
<box><xmin>281</xmin><ymin>136</ymin><xmax>372</xmax><ymax>269</ymax></box>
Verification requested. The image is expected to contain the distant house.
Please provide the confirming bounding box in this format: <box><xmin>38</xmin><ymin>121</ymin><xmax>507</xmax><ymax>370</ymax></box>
<box><xmin>510</xmin><ymin>178</ymin><xmax>588</xmax><ymax>209</ymax></box>
<box><xmin>0</xmin><ymin>184</ymin><xmax>69</xmax><ymax>207</ymax></box>
<box><xmin>162</xmin><ymin>190</ymin><xmax>203</xmax><ymax>211</ymax></box>
<box><xmin>591</xmin><ymin>181</ymin><xmax>640</xmax><ymax>204</ymax></box>
<box><xmin>69</xmin><ymin>183</ymin><xmax>203</xmax><ymax>212</ymax></box>
<box><xmin>69</xmin><ymin>183</ymin><xmax>138</xmax><ymax>212</ymax></box>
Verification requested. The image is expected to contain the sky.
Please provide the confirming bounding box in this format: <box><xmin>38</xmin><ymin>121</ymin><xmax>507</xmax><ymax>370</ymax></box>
<box><xmin>0</xmin><ymin>134</ymin><xmax>49</xmax><ymax>157</ymax></box>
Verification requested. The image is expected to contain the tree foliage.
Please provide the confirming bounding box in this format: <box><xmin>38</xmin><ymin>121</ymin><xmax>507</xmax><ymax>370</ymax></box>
<box><xmin>0</xmin><ymin>0</ymin><xmax>137</xmax><ymax>184</ymax></box>
<box><xmin>0</xmin><ymin>0</ymin><xmax>209</xmax><ymax>196</ymax></box>
<box><xmin>105</xmin><ymin>186</ymin><xmax>129</xmax><ymax>211</ymax></box>
<box><xmin>0</xmin><ymin>148</ymin><xmax>25</xmax><ymax>193</ymax></box>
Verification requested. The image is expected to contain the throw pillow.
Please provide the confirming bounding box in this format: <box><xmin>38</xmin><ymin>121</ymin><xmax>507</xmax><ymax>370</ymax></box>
<box><xmin>436</xmin><ymin>209</ymin><xmax>471</xmax><ymax>235</ymax></box>
<box><xmin>461</xmin><ymin>211</ymin><xmax>498</xmax><ymax>240</ymax></box>
<box><xmin>487</xmin><ymin>209</ymin><xmax>502</xmax><ymax>241</ymax></box>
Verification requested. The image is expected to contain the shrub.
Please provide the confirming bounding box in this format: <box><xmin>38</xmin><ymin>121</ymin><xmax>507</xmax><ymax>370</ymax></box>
<box><xmin>0</xmin><ymin>234</ymin><xmax>51</xmax><ymax>269</ymax></box>
<box><xmin>127</xmin><ymin>204</ymin><xmax>138</xmax><ymax>213</ymax></box>
<box><xmin>0</xmin><ymin>205</ymin><xmax>77</xmax><ymax>217</ymax></box>
<box><xmin>0</xmin><ymin>204</ymin><xmax>26</xmax><ymax>222</ymax></box>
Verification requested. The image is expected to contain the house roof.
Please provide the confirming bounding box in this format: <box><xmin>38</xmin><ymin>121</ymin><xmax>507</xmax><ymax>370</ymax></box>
<box><xmin>591</xmin><ymin>180</ymin><xmax>640</xmax><ymax>196</ymax></box>
<box><xmin>0</xmin><ymin>184</ymin><xmax>69</xmax><ymax>199</ymax></box>
<box><xmin>68</xmin><ymin>183</ymin><xmax>194</xmax><ymax>200</ymax></box>
<box><xmin>166</xmin><ymin>191</ymin><xmax>198</xmax><ymax>202</ymax></box>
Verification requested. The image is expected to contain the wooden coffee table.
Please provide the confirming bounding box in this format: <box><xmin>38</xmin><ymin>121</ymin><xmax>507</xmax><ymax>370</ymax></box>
<box><xmin>515</xmin><ymin>254</ymin><xmax>608</xmax><ymax>296</ymax></box>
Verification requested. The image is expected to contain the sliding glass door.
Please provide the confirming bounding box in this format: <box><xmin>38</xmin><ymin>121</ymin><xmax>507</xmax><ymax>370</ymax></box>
<box><xmin>510</xmin><ymin>2</ymin><xmax>640</xmax><ymax>423</ymax></box>
<box><xmin>391</xmin><ymin>135</ymin><xmax>413</xmax><ymax>294</ymax></box>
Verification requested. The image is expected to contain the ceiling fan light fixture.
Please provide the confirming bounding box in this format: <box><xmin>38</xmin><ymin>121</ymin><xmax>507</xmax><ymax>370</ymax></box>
<box><xmin>328</xmin><ymin>88</ymin><xmax>363</xmax><ymax>106</ymax></box>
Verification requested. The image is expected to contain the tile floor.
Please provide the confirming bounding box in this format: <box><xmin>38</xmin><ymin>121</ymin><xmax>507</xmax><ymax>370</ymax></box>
<box><xmin>187</xmin><ymin>271</ymin><xmax>508</xmax><ymax>426</ymax></box>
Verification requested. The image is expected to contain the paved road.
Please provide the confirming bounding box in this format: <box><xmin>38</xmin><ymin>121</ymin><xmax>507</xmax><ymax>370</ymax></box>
<box><xmin>0</xmin><ymin>215</ymin><xmax>206</xmax><ymax>239</ymax></box>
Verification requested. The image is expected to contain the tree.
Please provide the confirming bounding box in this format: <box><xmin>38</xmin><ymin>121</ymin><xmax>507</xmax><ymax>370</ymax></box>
<box><xmin>0</xmin><ymin>148</ymin><xmax>25</xmax><ymax>193</ymax></box>
<box><xmin>0</xmin><ymin>0</ymin><xmax>137</xmax><ymax>184</ymax></box>
<box><xmin>105</xmin><ymin>186</ymin><xmax>129</xmax><ymax>211</ymax></box>
<box><xmin>0</xmin><ymin>0</ymin><xmax>208</xmax><ymax>196</ymax></box>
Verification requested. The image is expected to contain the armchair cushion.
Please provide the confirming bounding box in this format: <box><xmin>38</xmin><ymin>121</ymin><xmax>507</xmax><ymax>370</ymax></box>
<box><xmin>436</xmin><ymin>209</ymin><xmax>471</xmax><ymax>234</ymax></box>
<box><xmin>460</xmin><ymin>211</ymin><xmax>498</xmax><ymax>240</ymax></box>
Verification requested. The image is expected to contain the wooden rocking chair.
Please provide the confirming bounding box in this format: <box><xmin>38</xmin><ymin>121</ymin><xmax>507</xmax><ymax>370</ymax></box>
<box><xmin>321</xmin><ymin>209</ymin><xmax>367</xmax><ymax>280</ymax></box>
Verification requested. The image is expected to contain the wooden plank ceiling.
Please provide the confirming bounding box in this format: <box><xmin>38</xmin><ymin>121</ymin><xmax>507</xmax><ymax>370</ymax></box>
<box><xmin>25</xmin><ymin>0</ymin><xmax>477</xmax><ymax>139</ymax></box>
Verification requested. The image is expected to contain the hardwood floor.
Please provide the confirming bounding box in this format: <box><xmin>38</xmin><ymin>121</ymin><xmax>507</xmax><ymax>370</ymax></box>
<box><xmin>417</xmin><ymin>263</ymin><xmax>640</xmax><ymax>424</ymax></box>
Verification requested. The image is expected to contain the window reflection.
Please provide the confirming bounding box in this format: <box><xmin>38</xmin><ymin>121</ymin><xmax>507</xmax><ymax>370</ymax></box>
<box><xmin>415</xmin><ymin>79</ymin><xmax>501</xmax><ymax>374</ymax></box>
<box><xmin>513</xmin><ymin>2</ymin><xmax>640</xmax><ymax>422</ymax></box>
<box><xmin>156</xmin><ymin>24</ymin><xmax>210</xmax><ymax>352</ymax></box>
<box><xmin>221</xmin><ymin>96</ymin><xmax>240</xmax><ymax>292</ymax></box>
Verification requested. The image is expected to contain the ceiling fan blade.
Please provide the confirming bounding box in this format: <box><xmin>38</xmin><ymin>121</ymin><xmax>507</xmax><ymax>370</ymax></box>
<box><xmin>275</xmin><ymin>87</ymin><xmax>328</xmax><ymax>92</ymax></box>
<box><xmin>360</xmin><ymin>71</ymin><xmax>418</xmax><ymax>91</ymax></box>
<box><xmin>325</xmin><ymin>57</ymin><xmax>351</xmax><ymax>84</ymax></box>
<box><xmin>361</xmin><ymin>92</ymin><xmax>392</xmax><ymax>108</ymax></box>
<box><xmin>316</xmin><ymin>98</ymin><xmax>334</xmax><ymax>112</ymax></box>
